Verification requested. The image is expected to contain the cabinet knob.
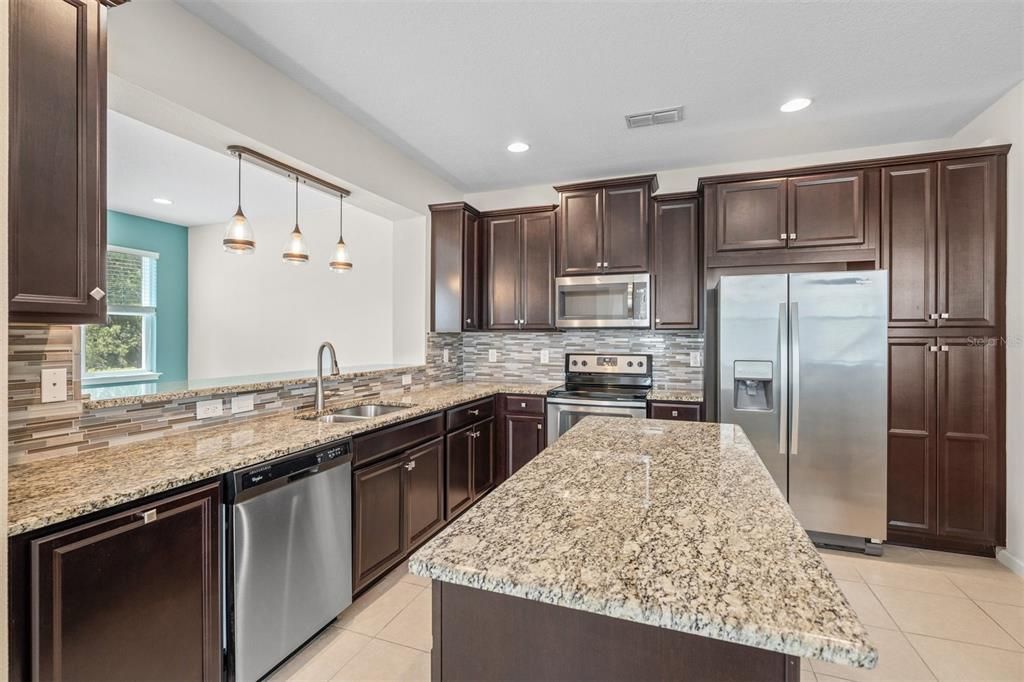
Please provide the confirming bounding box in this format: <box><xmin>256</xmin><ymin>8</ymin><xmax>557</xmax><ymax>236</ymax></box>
<box><xmin>520</xmin><ymin>402</ymin><xmax>527</xmax><ymax>408</ymax></box>
<box><xmin>405</xmin><ymin>461</ymin><xmax>416</xmax><ymax>471</ymax></box>
<box><xmin>537</xmin><ymin>423</ymin><xmax>542</xmax><ymax>430</ymax></box>
<box><xmin>655</xmin><ymin>318</ymin><xmax>661</xmax><ymax>324</ymax></box>
<box><xmin>940</xmin><ymin>313</ymin><xmax>950</xmax><ymax>319</ymax></box>
<box><xmin>465</xmin><ymin>318</ymin><xmax>471</xmax><ymax>324</ymax></box>
<box><xmin>596</xmin><ymin>262</ymin><xmax>602</xmax><ymax>267</ymax></box>
<box><xmin>603</xmin><ymin>262</ymin><xmax>609</xmax><ymax>267</ymax></box>
<box><xmin>671</xmin><ymin>410</ymin><xmax>679</xmax><ymax>417</ymax></box>
<box><xmin>780</xmin><ymin>233</ymin><xmax>788</xmax><ymax>240</ymax></box>
<box><xmin>137</xmin><ymin>509</ymin><xmax>157</xmax><ymax>524</ymax></box>
<box><xmin>929</xmin><ymin>313</ymin><xmax>940</xmax><ymax>320</ymax></box>
<box><xmin>788</xmin><ymin>233</ymin><xmax>797</xmax><ymax>240</ymax></box>
<box><xmin>90</xmin><ymin>287</ymin><xmax>106</xmax><ymax>301</ymax></box>
<box><xmin>940</xmin><ymin>345</ymin><xmax>950</xmax><ymax>352</ymax></box>
<box><xmin>929</xmin><ymin>345</ymin><xmax>939</xmax><ymax>352</ymax></box>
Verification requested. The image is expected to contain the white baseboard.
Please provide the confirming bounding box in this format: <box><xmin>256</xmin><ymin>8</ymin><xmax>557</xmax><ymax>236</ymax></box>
<box><xmin>996</xmin><ymin>547</ymin><xmax>1024</xmax><ymax>576</ymax></box>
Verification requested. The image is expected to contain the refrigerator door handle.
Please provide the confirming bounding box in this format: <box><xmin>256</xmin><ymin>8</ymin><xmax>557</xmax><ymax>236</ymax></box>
<box><xmin>778</xmin><ymin>302</ymin><xmax>788</xmax><ymax>456</ymax></box>
<box><xmin>790</xmin><ymin>301</ymin><xmax>801</xmax><ymax>455</ymax></box>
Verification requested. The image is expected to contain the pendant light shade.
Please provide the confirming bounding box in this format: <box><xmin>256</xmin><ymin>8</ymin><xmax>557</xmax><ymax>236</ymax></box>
<box><xmin>329</xmin><ymin>196</ymin><xmax>352</xmax><ymax>272</ymax></box>
<box><xmin>282</xmin><ymin>178</ymin><xmax>309</xmax><ymax>265</ymax></box>
<box><xmin>223</xmin><ymin>154</ymin><xmax>255</xmax><ymax>254</ymax></box>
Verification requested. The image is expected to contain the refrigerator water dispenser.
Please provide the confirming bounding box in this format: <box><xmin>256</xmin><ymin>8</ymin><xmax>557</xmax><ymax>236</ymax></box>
<box><xmin>733</xmin><ymin>360</ymin><xmax>773</xmax><ymax>410</ymax></box>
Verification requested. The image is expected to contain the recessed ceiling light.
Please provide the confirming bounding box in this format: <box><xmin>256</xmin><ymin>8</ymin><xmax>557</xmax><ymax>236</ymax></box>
<box><xmin>152</xmin><ymin>197</ymin><xmax>173</xmax><ymax>205</ymax></box>
<box><xmin>506</xmin><ymin>142</ymin><xmax>530</xmax><ymax>153</ymax></box>
<box><xmin>780</xmin><ymin>97</ymin><xmax>812</xmax><ymax>113</ymax></box>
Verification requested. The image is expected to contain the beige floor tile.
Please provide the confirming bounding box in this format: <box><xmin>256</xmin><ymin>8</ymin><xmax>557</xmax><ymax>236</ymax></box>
<box><xmin>331</xmin><ymin>638</ymin><xmax>431</xmax><ymax>681</ymax></box>
<box><xmin>837</xmin><ymin>579</ymin><xmax>898</xmax><ymax>629</ymax></box>
<box><xmin>915</xmin><ymin>549</ymin><xmax>1019</xmax><ymax>579</ymax></box>
<box><xmin>802</xmin><ymin>657</ymin><xmax>814</xmax><ymax>670</ymax></box>
<box><xmin>945</xmin><ymin>572</ymin><xmax>1024</xmax><ymax>607</ymax></box>
<box><xmin>823</xmin><ymin>554</ymin><xmax>865</xmax><ymax>581</ymax></box>
<box><xmin>907</xmin><ymin>633</ymin><xmax>1024</xmax><ymax>681</ymax></box>
<box><xmin>871</xmin><ymin>585</ymin><xmax>1022</xmax><ymax>651</ymax></box>
<box><xmin>337</xmin><ymin>582</ymin><xmax>424</xmax><ymax>637</ymax></box>
<box><xmin>802</xmin><ymin>670</ymin><xmax>819</xmax><ymax>681</ymax></box>
<box><xmin>266</xmin><ymin>626</ymin><xmax>341</xmax><ymax>681</ymax></box>
<box><xmin>811</xmin><ymin>626</ymin><xmax>934</xmax><ymax>681</ymax></box>
<box><xmin>400</xmin><ymin>571</ymin><xmax>432</xmax><ymax>588</ymax></box>
<box><xmin>977</xmin><ymin>601</ymin><xmax>1024</xmax><ymax>647</ymax></box>
<box><xmin>816</xmin><ymin>675</ymin><xmax>848</xmax><ymax>682</ymax></box>
<box><xmin>377</xmin><ymin>587</ymin><xmax>432</xmax><ymax>652</ymax></box>
<box><xmin>854</xmin><ymin>562</ymin><xmax>964</xmax><ymax>597</ymax></box>
<box><xmin>278</xmin><ymin>628</ymin><xmax>373</xmax><ymax>681</ymax></box>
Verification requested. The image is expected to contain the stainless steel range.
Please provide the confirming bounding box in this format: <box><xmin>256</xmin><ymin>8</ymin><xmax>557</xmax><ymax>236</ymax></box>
<box><xmin>546</xmin><ymin>353</ymin><xmax>652</xmax><ymax>445</ymax></box>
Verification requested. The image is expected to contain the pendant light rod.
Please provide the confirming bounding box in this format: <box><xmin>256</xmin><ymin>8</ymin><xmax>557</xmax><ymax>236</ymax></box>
<box><xmin>227</xmin><ymin>145</ymin><xmax>351</xmax><ymax>199</ymax></box>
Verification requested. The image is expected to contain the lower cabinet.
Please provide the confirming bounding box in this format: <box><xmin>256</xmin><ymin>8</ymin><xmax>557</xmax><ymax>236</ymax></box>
<box><xmin>887</xmin><ymin>337</ymin><xmax>1000</xmax><ymax>552</ymax></box>
<box><xmin>505</xmin><ymin>414</ymin><xmax>545</xmax><ymax>476</ymax></box>
<box><xmin>446</xmin><ymin>418</ymin><xmax>496</xmax><ymax>518</ymax></box>
<box><xmin>25</xmin><ymin>483</ymin><xmax>221</xmax><ymax>681</ymax></box>
<box><xmin>648</xmin><ymin>401</ymin><xmax>703</xmax><ymax>421</ymax></box>
<box><xmin>406</xmin><ymin>439</ymin><xmax>446</xmax><ymax>548</ymax></box>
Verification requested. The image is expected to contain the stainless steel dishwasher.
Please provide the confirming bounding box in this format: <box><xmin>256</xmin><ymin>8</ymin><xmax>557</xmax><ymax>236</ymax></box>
<box><xmin>227</xmin><ymin>440</ymin><xmax>353</xmax><ymax>682</ymax></box>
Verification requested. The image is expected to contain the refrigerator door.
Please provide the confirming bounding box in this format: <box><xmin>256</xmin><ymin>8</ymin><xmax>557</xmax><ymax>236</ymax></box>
<box><xmin>788</xmin><ymin>271</ymin><xmax>888</xmax><ymax>540</ymax></box>
<box><xmin>718</xmin><ymin>274</ymin><xmax>789</xmax><ymax>496</ymax></box>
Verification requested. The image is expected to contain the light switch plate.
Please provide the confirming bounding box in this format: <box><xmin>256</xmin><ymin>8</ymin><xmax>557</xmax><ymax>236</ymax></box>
<box><xmin>443</xmin><ymin>349</ymin><xmax>450</xmax><ymax>364</ymax></box>
<box><xmin>402</xmin><ymin>374</ymin><xmax>412</xmax><ymax>386</ymax></box>
<box><xmin>40</xmin><ymin>368</ymin><xmax>68</xmax><ymax>403</ymax></box>
<box><xmin>540</xmin><ymin>350</ymin><xmax>550</xmax><ymax>364</ymax></box>
<box><xmin>196</xmin><ymin>399</ymin><xmax>224</xmax><ymax>419</ymax></box>
<box><xmin>488</xmin><ymin>349</ymin><xmax>497</xmax><ymax>362</ymax></box>
<box><xmin>231</xmin><ymin>394</ymin><xmax>255</xmax><ymax>414</ymax></box>
<box><xmin>689</xmin><ymin>351</ymin><xmax>703</xmax><ymax>368</ymax></box>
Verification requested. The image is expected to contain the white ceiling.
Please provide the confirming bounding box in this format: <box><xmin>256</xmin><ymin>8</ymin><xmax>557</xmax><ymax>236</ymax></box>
<box><xmin>108</xmin><ymin>110</ymin><xmax>340</xmax><ymax>227</ymax></box>
<box><xmin>177</xmin><ymin>0</ymin><xmax>1023</xmax><ymax>192</ymax></box>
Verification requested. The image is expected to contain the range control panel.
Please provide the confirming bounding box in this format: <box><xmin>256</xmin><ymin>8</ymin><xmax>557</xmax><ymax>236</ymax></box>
<box><xmin>565</xmin><ymin>353</ymin><xmax>652</xmax><ymax>376</ymax></box>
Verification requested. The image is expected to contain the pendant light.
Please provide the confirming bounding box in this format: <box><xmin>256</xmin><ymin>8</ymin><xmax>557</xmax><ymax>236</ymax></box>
<box><xmin>281</xmin><ymin>177</ymin><xmax>309</xmax><ymax>265</ymax></box>
<box><xmin>329</xmin><ymin>195</ymin><xmax>352</xmax><ymax>272</ymax></box>
<box><xmin>223</xmin><ymin>154</ymin><xmax>256</xmax><ymax>254</ymax></box>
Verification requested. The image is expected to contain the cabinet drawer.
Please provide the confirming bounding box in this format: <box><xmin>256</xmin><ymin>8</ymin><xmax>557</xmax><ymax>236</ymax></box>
<box><xmin>648</xmin><ymin>402</ymin><xmax>702</xmax><ymax>421</ymax></box>
<box><xmin>446</xmin><ymin>398</ymin><xmax>495</xmax><ymax>431</ymax></box>
<box><xmin>353</xmin><ymin>413</ymin><xmax>445</xmax><ymax>468</ymax></box>
<box><xmin>503</xmin><ymin>395</ymin><xmax>545</xmax><ymax>415</ymax></box>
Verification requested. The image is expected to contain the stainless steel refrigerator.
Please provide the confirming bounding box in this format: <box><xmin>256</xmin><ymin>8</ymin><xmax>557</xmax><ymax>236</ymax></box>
<box><xmin>717</xmin><ymin>271</ymin><xmax>888</xmax><ymax>550</ymax></box>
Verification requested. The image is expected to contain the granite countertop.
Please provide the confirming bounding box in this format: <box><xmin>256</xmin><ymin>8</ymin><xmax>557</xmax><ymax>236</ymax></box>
<box><xmin>8</xmin><ymin>382</ymin><xmax>556</xmax><ymax>536</ymax></box>
<box><xmin>647</xmin><ymin>387</ymin><xmax>703</xmax><ymax>402</ymax></box>
<box><xmin>409</xmin><ymin>417</ymin><xmax>877</xmax><ymax>669</ymax></box>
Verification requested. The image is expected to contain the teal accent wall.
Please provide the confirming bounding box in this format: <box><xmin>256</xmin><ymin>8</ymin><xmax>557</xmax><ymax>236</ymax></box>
<box><xmin>107</xmin><ymin>211</ymin><xmax>189</xmax><ymax>383</ymax></box>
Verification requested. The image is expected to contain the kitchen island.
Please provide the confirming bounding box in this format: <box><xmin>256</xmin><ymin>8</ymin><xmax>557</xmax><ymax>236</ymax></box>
<box><xmin>409</xmin><ymin>417</ymin><xmax>877</xmax><ymax>681</ymax></box>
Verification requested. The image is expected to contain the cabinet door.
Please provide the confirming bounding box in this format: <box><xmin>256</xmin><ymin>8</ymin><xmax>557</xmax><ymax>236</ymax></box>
<box><xmin>937</xmin><ymin>156</ymin><xmax>999</xmax><ymax>328</ymax></box>
<box><xmin>485</xmin><ymin>215</ymin><xmax>521</xmax><ymax>330</ymax></box>
<box><xmin>354</xmin><ymin>457</ymin><xmax>407</xmax><ymax>591</ymax></box>
<box><xmin>9</xmin><ymin>0</ymin><xmax>107</xmax><ymax>323</ymax></box>
<box><xmin>558</xmin><ymin>188</ymin><xmax>603</xmax><ymax>275</ymax></box>
<box><xmin>405</xmin><ymin>438</ymin><xmax>445</xmax><ymax>548</ymax></box>
<box><xmin>520</xmin><ymin>211</ymin><xmax>556</xmax><ymax>330</ymax></box>
<box><xmin>714</xmin><ymin>178</ymin><xmax>787</xmax><ymax>251</ymax></box>
<box><xmin>882</xmin><ymin>164</ymin><xmax>937</xmax><ymax>327</ymax></box>
<box><xmin>787</xmin><ymin>171</ymin><xmax>865</xmax><ymax>248</ymax></box>
<box><xmin>936</xmin><ymin>338</ymin><xmax>998</xmax><ymax>544</ymax></box>
<box><xmin>602</xmin><ymin>184</ymin><xmax>650</xmax><ymax>272</ymax></box>
<box><xmin>446</xmin><ymin>428</ymin><xmax>474</xmax><ymax>518</ymax></box>
<box><xmin>472</xmin><ymin>419</ymin><xmax>496</xmax><ymax>498</ymax></box>
<box><xmin>462</xmin><ymin>213</ymin><xmax>482</xmax><ymax>330</ymax></box>
<box><xmin>505</xmin><ymin>414</ymin><xmax>545</xmax><ymax>476</ymax></box>
<box><xmin>31</xmin><ymin>484</ymin><xmax>220</xmax><ymax>681</ymax></box>
<box><xmin>887</xmin><ymin>338</ymin><xmax>937</xmax><ymax>536</ymax></box>
<box><xmin>653</xmin><ymin>198</ymin><xmax>700</xmax><ymax>329</ymax></box>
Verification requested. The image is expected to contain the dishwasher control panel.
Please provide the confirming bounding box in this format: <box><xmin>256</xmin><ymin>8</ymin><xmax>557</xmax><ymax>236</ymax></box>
<box><xmin>230</xmin><ymin>439</ymin><xmax>352</xmax><ymax>496</ymax></box>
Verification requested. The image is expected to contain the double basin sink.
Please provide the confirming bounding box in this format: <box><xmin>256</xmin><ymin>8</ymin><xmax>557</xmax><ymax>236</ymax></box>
<box><xmin>310</xmin><ymin>403</ymin><xmax>410</xmax><ymax>424</ymax></box>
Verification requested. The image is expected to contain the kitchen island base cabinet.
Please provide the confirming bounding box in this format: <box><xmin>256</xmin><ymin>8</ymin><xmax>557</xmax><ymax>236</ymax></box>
<box><xmin>430</xmin><ymin>581</ymin><xmax>800</xmax><ymax>681</ymax></box>
<box><xmin>28</xmin><ymin>483</ymin><xmax>221</xmax><ymax>682</ymax></box>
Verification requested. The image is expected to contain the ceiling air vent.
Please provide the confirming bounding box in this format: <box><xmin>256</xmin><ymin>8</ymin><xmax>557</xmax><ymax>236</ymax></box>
<box><xmin>625</xmin><ymin>106</ymin><xmax>684</xmax><ymax>129</ymax></box>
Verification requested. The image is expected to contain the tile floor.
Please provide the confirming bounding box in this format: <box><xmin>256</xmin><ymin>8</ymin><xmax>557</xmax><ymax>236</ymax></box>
<box><xmin>268</xmin><ymin>545</ymin><xmax>1023</xmax><ymax>681</ymax></box>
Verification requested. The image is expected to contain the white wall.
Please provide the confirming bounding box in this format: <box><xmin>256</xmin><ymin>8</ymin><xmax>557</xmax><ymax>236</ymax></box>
<box><xmin>950</xmin><ymin>82</ymin><xmax>1024</xmax><ymax>574</ymax></box>
<box><xmin>392</xmin><ymin>216</ymin><xmax>428</xmax><ymax>365</ymax></box>
<box><xmin>188</xmin><ymin>203</ymin><xmax>397</xmax><ymax>380</ymax></box>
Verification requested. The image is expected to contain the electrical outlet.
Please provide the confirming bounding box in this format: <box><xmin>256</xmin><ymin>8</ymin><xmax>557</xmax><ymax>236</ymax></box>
<box><xmin>41</xmin><ymin>368</ymin><xmax>68</xmax><ymax>403</ymax></box>
<box><xmin>540</xmin><ymin>349</ymin><xmax>550</xmax><ymax>364</ymax></box>
<box><xmin>196</xmin><ymin>399</ymin><xmax>224</xmax><ymax>419</ymax></box>
<box><xmin>488</xmin><ymin>349</ymin><xmax>497</xmax><ymax>362</ymax></box>
<box><xmin>231</xmin><ymin>394</ymin><xmax>255</xmax><ymax>414</ymax></box>
<box><xmin>443</xmin><ymin>349</ymin><xmax>450</xmax><ymax>364</ymax></box>
<box><xmin>402</xmin><ymin>374</ymin><xmax>412</xmax><ymax>386</ymax></box>
<box><xmin>689</xmin><ymin>351</ymin><xmax>703</xmax><ymax>368</ymax></box>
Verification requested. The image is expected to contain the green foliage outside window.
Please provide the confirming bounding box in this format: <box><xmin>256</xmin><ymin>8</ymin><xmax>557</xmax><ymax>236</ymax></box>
<box><xmin>84</xmin><ymin>250</ymin><xmax>156</xmax><ymax>374</ymax></box>
<box><xmin>85</xmin><ymin>315</ymin><xmax>143</xmax><ymax>372</ymax></box>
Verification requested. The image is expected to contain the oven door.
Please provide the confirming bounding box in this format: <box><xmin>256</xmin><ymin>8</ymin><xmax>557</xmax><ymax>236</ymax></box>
<box><xmin>546</xmin><ymin>399</ymin><xmax>647</xmax><ymax>446</ymax></box>
<box><xmin>555</xmin><ymin>274</ymin><xmax>650</xmax><ymax>328</ymax></box>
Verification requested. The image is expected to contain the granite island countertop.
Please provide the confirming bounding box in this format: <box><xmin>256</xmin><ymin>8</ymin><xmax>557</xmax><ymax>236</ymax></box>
<box><xmin>8</xmin><ymin>381</ymin><xmax>557</xmax><ymax>536</ymax></box>
<box><xmin>409</xmin><ymin>417</ymin><xmax>877</xmax><ymax>669</ymax></box>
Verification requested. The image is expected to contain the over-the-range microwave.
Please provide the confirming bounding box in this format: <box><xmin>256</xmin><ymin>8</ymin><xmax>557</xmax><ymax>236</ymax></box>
<box><xmin>554</xmin><ymin>273</ymin><xmax>650</xmax><ymax>328</ymax></box>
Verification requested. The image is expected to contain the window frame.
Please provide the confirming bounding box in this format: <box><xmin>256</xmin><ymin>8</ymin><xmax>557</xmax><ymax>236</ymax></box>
<box><xmin>82</xmin><ymin>246</ymin><xmax>162</xmax><ymax>386</ymax></box>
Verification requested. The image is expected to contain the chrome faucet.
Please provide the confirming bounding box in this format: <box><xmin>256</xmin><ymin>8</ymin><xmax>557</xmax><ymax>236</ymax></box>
<box><xmin>315</xmin><ymin>342</ymin><xmax>341</xmax><ymax>412</ymax></box>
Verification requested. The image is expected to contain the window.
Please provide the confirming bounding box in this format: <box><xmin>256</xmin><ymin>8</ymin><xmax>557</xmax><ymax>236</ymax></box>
<box><xmin>83</xmin><ymin>247</ymin><xmax>159</xmax><ymax>385</ymax></box>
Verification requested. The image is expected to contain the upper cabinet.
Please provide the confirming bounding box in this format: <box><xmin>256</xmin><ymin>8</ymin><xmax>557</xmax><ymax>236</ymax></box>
<box><xmin>713</xmin><ymin>178</ymin><xmax>787</xmax><ymax>252</ymax></box>
<box><xmin>483</xmin><ymin>207</ymin><xmax>557</xmax><ymax>331</ymax></box>
<box><xmin>882</xmin><ymin>153</ymin><xmax>1004</xmax><ymax>329</ymax></box>
<box><xmin>554</xmin><ymin>175</ymin><xmax>657</xmax><ymax>275</ymax></box>
<box><xmin>787</xmin><ymin>170</ymin><xmax>865</xmax><ymax>248</ymax></box>
<box><xmin>430</xmin><ymin>203</ymin><xmax>482</xmax><ymax>332</ymax></box>
<box><xmin>9</xmin><ymin>0</ymin><xmax>110</xmax><ymax>323</ymax></box>
<box><xmin>652</xmin><ymin>193</ymin><xmax>701</xmax><ymax>330</ymax></box>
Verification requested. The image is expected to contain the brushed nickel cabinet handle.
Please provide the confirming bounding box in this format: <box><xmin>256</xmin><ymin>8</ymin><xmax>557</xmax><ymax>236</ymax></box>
<box><xmin>90</xmin><ymin>287</ymin><xmax>106</xmax><ymax>300</ymax></box>
<box><xmin>468</xmin><ymin>409</ymin><xmax>480</xmax><ymax>415</ymax></box>
<box><xmin>137</xmin><ymin>509</ymin><xmax>157</xmax><ymax>524</ymax></box>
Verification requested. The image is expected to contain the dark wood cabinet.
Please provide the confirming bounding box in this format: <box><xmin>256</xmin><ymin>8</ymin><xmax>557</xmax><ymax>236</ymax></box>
<box><xmin>446</xmin><ymin>427</ymin><xmax>474</xmax><ymax>518</ymax></box>
<box><xmin>471</xmin><ymin>419</ymin><xmax>496</xmax><ymax>497</ymax></box>
<box><xmin>429</xmin><ymin>202</ymin><xmax>482</xmax><ymax>332</ymax></box>
<box><xmin>354</xmin><ymin>456</ymin><xmax>408</xmax><ymax>591</ymax></box>
<box><xmin>555</xmin><ymin>175</ymin><xmax>657</xmax><ymax>275</ymax></box>
<box><xmin>505</xmin><ymin>414</ymin><xmax>545</xmax><ymax>476</ymax></box>
<box><xmin>483</xmin><ymin>207</ymin><xmax>556</xmax><ymax>331</ymax></box>
<box><xmin>405</xmin><ymin>438</ymin><xmax>446</xmax><ymax>549</ymax></box>
<box><xmin>29</xmin><ymin>483</ymin><xmax>221</xmax><ymax>681</ymax></box>
<box><xmin>787</xmin><ymin>170</ymin><xmax>865</xmax><ymax>247</ymax></box>
<box><xmin>648</xmin><ymin>402</ymin><xmax>703</xmax><ymax>421</ymax></box>
<box><xmin>652</xmin><ymin>193</ymin><xmax>701</xmax><ymax>329</ymax></box>
<box><xmin>882</xmin><ymin>164</ymin><xmax>937</xmax><ymax>327</ymax></box>
<box><xmin>713</xmin><ymin>178</ymin><xmax>787</xmax><ymax>252</ymax></box>
<box><xmin>9</xmin><ymin>0</ymin><xmax>109</xmax><ymax>323</ymax></box>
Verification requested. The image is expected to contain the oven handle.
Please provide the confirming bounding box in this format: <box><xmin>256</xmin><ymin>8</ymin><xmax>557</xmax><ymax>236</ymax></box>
<box><xmin>546</xmin><ymin>397</ymin><xmax>648</xmax><ymax>409</ymax></box>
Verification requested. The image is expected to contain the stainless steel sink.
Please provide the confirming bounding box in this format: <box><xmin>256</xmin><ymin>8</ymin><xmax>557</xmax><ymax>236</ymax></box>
<box><xmin>312</xmin><ymin>403</ymin><xmax>410</xmax><ymax>423</ymax></box>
